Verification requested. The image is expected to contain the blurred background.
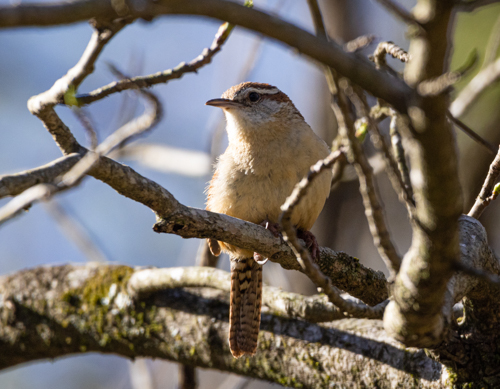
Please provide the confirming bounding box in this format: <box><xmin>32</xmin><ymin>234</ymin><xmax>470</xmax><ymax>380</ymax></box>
<box><xmin>1</xmin><ymin>0</ymin><xmax>500</xmax><ymax>387</ymax></box>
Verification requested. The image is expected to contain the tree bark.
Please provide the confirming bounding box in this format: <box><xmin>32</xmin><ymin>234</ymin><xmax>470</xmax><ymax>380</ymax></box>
<box><xmin>0</xmin><ymin>262</ymin><xmax>445</xmax><ymax>388</ymax></box>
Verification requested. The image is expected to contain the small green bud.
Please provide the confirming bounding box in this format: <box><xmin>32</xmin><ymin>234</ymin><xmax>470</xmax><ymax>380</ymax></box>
<box><xmin>355</xmin><ymin>118</ymin><xmax>368</xmax><ymax>142</ymax></box>
<box><xmin>63</xmin><ymin>85</ymin><xmax>80</xmax><ymax>107</ymax></box>
<box><xmin>493</xmin><ymin>183</ymin><xmax>500</xmax><ymax>197</ymax></box>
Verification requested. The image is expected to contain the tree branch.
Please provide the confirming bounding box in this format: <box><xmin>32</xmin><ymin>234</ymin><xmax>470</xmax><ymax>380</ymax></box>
<box><xmin>447</xmin><ymin>112</ymin><xmax>497</xmax><ymax>155</ymax></box>
<box><xmin>279</xmin><ymin>150</ymin><xmax>389</xmax><ymax>319</ymax></box>
<box><xmin>0</xmin><ymin>154</ymin><xmax>81</xmax><ymax>199</ymax></box>
<box><xmin>27</xmin><ymin>20</ymin><xmax>127</xmax><ymax>155</ymax></box>
<box><xmin>450</xmin><ymin>56</ymin><xmax>500</xmax><ymax>118</ymax></box>
<box><xmin>468</xmin><ymin>146</ymin><xmax>500</xmax><ymax>219</ymax></box>
<box><xmin>129</xmin><ymin>266</ymin><xmax>351</xmax><ymax>323</ymax></box>
<box><xmin>372</xmin><ymin>0</ymin><xmax>418</xmax><ymax>25</ymax></box>
<box><xmin>75</xmin><ymin>21</ymin><xmax>235</xmax><ymax>106</ymax></box>
<box><xmin>0</xmin><ymin>219</ymin><xmax>496</xmax><ymax>387</ymax></box>
<box><xmin>0</xmin><ymin>263</ymin><xmax>441</xmax><ymax>386</ymax></box>
<box><xmin>336</xmin><ymin>83</ymin><xmax>402</xmax><ymax>279</ymax></box>
<box><xmin>454</xmin><ymin>0</ymin><xmax>500</xmax><ymax>12</ymax></box>
<box><xmin>385</xmin><ymin>0</ymin><xmax>463</xmax><ymax>348</ymax></box>
<box><xmin>0</xmin><ymin>87</ymin><xmax>161</xmax><ymax>226</ymax></box>
<box><xmin>0</xmin><ymin>0</ymin><xmax>416</xmax><ymax>113</ymax></box>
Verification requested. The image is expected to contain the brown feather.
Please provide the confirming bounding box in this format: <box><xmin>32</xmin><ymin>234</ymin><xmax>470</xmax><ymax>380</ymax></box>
<box><xmin>229</xmin><ymin>257</ymin><xmax>262</xmax><ymax>358</ymax></box>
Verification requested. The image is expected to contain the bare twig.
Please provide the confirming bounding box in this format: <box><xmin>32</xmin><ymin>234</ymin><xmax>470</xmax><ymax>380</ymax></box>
<box><xmin>336</xmin><ymin>81</ymin><xmax>401</xmax><ymax>278</ymax></box>
<box><xmin>447</xmin><ymin>112</ymin><xmax>497</xmax><ymax>155</ymax></box>
<box><xmin>62</xmin><ymin>90</ymin><xmax>161</xmax><ymax>186</ymax></box>
<box><xmin>417</xmin><ymin>72</ymin><xmax>462</xmax><ymax>96</ymax></box>
<box><xmin>350</xmin><ymin>88</ymin><xmax>416</xmax><ymax>215</ymax></box>
<box><xmin>0</xmin><ymin>154</ymin><xmax>81</xmax><ymax>199</ymax></box>
<box><xmin>389</xmin><ymin>113</ymin><xmax>414</xmax><ymax>202</ymax></box>
<box><xmin>28</xmin><ymin>20</ymin><xmax>127</xmax><ymax>155</ymax></box>
<box><xmin>0</xmin><ymin>0</ymin><xmax>417</xmax><ymax>114</ymax></box>
<box><xmin>344</xmin><ymin>34</ymin><xmax>376</xmax><ymax>53</ymax></box>
<box><xmin>372</xmin><ymin>41</ymin><xmax>410</xmax><ymax>69</ymax></box>
<box><xmin>307</xmin><ymin>0</ymin><xmax>400</xmax><ymax>278</ymax></box>
<box><xmin>73</xmin><ymin>108</ymin><xmax>99</xmax><ymax>149</ymax></box>
<box><xmin>468</xmin><ymin>146</ymin><xmax>500</xmax><ymax>219</ymax></box>
<box><xmin>452</xmin><ymin>260</ymin><xmax>500</xmax><ymax>288</ymax></box>
<box><xmin>450</xmin><ymin>57</ymin><xmax>500</xmax><ymax>118</ymax></box>
<box><xmin>75</xmin><ymin>21</ymin><xmax>235</xmax><ymax>106</ymax></box>
<box><xmin>455</xmin><ymin>0</ymin><xmax>500</xmax><ymax>12</ymax></box>
<box><xmin>0</xmin><ymin>89</ymin><xmax>161</xmax><ymax>226</ymax></box>
<box><xmin>484</xmin><ymin>14</ymin><xmax>500</xmax><ymax>67</ymax></box>
<box><xmin>418</xmin><ymin>51</ymin><xmax>478</xmax><ymax>96</ymax></box>
<box><xmin>372</xmin><ymin>0</ymin><xmax>418</xmax><ymax>26</ymax></box>
<box><xmin>306</xmin><ymin>0</ymin><xmax>338</xmax><ymax>95</ymax></box>
<box><xmin>278</xmin><ymin>149</ymin><xmax>388</xmax><ymax>320</ymax></box>
<box><xmin>44</xmin><ymin>201</ymin><xmax>108</xmax><ymax>262</ymax></box>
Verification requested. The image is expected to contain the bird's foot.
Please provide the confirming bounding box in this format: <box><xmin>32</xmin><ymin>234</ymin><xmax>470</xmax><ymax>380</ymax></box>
<box><xmin>260</xmin><ymin>220</ymin><xmax>282</xmax><ymax>239</ymax></box>
<box><xmin>254</xmin><ymin>252</ymin><xmax>268</xmax><ymax>266</ymax></box>
<box><xmin>254</xmin><ymin>221</ymin><xmax>282</xmax><ymax>265</ymax></box>
<box><xmin>297</xmin><ymin>229</ymin><xmax>320</xmax><ymax>262</ymax></box>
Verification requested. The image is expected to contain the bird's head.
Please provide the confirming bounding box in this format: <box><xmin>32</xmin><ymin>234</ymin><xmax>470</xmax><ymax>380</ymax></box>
<box><xmin>206</xmin><ymin>82</ymin><xmax>305</xmax><ymax>140</ymax></box>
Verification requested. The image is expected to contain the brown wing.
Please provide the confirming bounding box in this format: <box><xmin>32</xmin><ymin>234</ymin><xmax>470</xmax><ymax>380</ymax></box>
<box><xmin>206</xmin><ymin>169</ymin><xmax>222</xmax><ymax>256</ymax></box>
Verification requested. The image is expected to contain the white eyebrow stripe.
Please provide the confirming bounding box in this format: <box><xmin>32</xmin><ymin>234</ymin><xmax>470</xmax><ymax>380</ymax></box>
<box><xmin>245</xmin><ymin>87</ymin><xmax>279</xmax><ymax>95</ymax></box>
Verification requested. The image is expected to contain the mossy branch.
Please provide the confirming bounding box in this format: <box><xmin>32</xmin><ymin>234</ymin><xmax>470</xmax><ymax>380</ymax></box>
<box><xmin>0</xmin><ymin>262</ymin><xmax>443</xmax><ymax>388</ymax></box>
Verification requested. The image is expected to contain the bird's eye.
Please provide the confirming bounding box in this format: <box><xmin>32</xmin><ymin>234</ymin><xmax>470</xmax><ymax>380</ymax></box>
<box><xmin>248</xmin><ymin>92</ymin><xmax>260</xmax><ymax>102</ymax></box>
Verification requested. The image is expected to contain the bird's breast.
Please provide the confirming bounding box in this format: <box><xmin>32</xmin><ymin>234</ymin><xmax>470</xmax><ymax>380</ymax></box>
<box><xmin>207</xmin><ymin>142</ymin><xmax>331</xmax><ymax>230</ymax></box>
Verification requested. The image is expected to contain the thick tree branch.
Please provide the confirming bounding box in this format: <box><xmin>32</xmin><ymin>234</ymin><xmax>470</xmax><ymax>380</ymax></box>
<box><xmin>1</xmin><ymin>219</ymin><xmax>497</xmax><ymax>387</ymax></box>
<box><xmin>129</xmin><ymin>267</ymin><xmax>348</xmax><ymax>323</ymax></box>
<box><xmin>0</xmin><ymin>263</ymin><xmax>442</xmax><ymax>387</ymax></box>
<box><xmin>153</xmin><ymin>204</ymin><xmax>388</xmax><ymax>306</ymax></box>
<box><xmin>385</xmin><ymin>0</ymin><xmax>463</xmax><ymax>348</ymax></box>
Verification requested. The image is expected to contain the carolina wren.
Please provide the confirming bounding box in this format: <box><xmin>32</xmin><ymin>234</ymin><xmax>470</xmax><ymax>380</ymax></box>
<box><xmin>206</xmin><ymin>82</ymin><xmax>332</xmax><ymax>358</ymax></box>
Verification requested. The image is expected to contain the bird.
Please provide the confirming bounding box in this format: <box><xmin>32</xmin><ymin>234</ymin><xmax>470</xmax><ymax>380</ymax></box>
<box><xmin>205</xmin><ymin>82</ymin><xmax>333</xmax><ymax>358</ymax></box>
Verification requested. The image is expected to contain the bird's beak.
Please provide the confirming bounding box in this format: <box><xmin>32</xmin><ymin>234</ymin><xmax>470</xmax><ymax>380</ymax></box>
<box><xmin>205</xmin><ymin>98</ymin><xmax>241</xmax><ymax>109</ymax></box>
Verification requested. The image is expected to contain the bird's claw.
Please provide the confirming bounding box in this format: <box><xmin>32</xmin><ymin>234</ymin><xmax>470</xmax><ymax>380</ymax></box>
<box><xmin>297</xmin><ymin>229</ymin><xmax>320</xmax><ymax>263</ymax></box>
<box><xmin>253</xmin><ymin>252</ymin><xmax>268</xmax><ymax>266</ymax></box>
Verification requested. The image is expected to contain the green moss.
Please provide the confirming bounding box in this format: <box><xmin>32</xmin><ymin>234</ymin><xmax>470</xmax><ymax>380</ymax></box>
<box><xmin>444</xmin><ymin>366</ymin><xmax>458</xmax><ymax>387</ymax></box>
<box><xmin>81</xmin><ymin>266</ymin><xmax>134</xmax><ymax>307</ymax></box>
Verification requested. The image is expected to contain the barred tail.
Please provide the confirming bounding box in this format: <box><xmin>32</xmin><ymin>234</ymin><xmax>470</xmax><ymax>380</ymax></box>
<box><xmin>229</xmin><ymin>257</ymin><xmax>263</xmax><ymax>358</ymax></box>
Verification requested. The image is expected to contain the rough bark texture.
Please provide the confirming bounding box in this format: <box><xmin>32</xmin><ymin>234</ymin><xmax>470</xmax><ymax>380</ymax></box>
<box><xmin>384</xmin><ymin>0</ymin><xmax>464</xmax><ymax>348</ymax></box>
<box><xmin>0</xmin><ymin>263</ymin><xmax>445</xmax><ymax>388</ymax></box>
<box><xmin>0</xmin><ymin>215</ymin><xmax>498</xmax><ymax>387</ymax></box>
